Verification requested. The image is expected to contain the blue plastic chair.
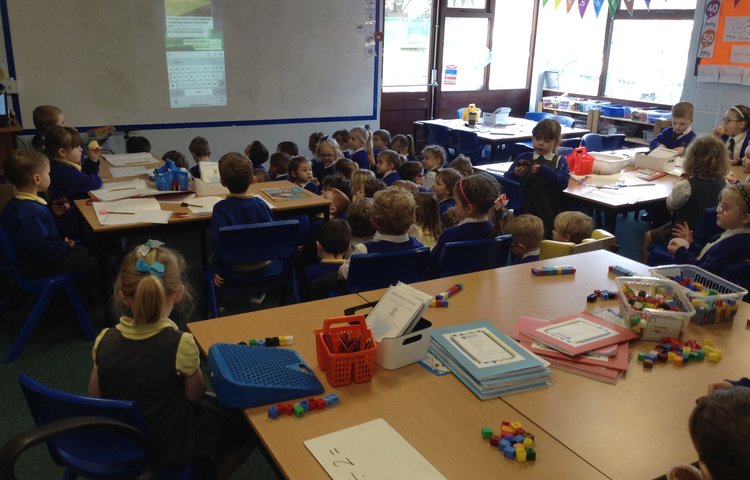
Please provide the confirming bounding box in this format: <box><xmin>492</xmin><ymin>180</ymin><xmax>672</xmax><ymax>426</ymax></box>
<box><xmin>453</xmin><ymin>129</ymin><xmax>488</xmax><ymax>165</ymax></box>
<box><xmin>602</xmin><ymin>134</ymin><xmax>626</xmax><ymax>150</ymax></box>
<box><xmin>18</xmin><ymin>374</ymin><xmax>199</xmax><ymax>480</ymax></box>
<box><xmin>456</xmin><ymin>107</ymin><xmax>467</xmax><ymax>119</ymax></box>
<box><xmin>0</xmin><ymin>227</ymin><xmax>95</xmax><ymax>363</ymax></box>
<box><xmin>496</xmin><ymin>175</ymin><xmax>524</xmax><ymax>213</ymax></box>
<box><xmin>346</xmin><ymin>247</ymin><xmax>430</xmax><ymax>293</ymax></box>
<box><xmin>561</xmin><ymin>137</ymin><xmax>582</xmax><ymax>149</ymax></box>
<box><xmin>581</xmin><ymin>133</ymin><xmax>604</xmax><ymax>152</ymax></box>
<box><xmin>205</xmin><ymin>220</ymin><xmax>300</xmax><ymax>317</ymax></box>
<box><xmin>424</xmin><ymin>123</ymin><xmax>456</xmax><ymax>160</ymax></box>
<box><xmin>552</xmin><ymin>115</ymin><xmax>576</xmax><ymax>128</ymax></box>
<box><xmin>721</xmin><ymin>261</ymin><xmax>750</xmax><ymax>302</ymax></box>
<box><xmin>524</xmin><ymin>112</ymin><xmax>554</xmax><ymax>122</ymax></box>
<box><xmin>436</xmin><ymin>235</ymin><xmax>512</xmax><ymax>277</ymax></box>
<box><xmin>647</xmin><ymin>208</ymin><xmax>722</xmax><ymax>266</ymax></box>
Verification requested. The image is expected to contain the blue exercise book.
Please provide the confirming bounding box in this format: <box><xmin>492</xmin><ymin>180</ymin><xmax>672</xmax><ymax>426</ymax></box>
<box><xmin>429</xmin><ymin>320</ymin><xmax>550</xmax><ymax>399</ymax></box>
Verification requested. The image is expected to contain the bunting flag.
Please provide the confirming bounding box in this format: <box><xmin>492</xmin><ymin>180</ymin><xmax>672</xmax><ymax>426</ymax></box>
<box><xmin>608</xmin><ymin>0</ymin><xmax>621</xmax><ymax>17</ymax></box>
<box><xmin>624</xmin><ymin>0</ymin><xmax>635</xmax><ymax>15</ymax></box>
<box><xmin>579</xmin><ymin>0</ymin><xmax>591</xmax><ymax>17</ymax></box>
<box><xmin>593</xmin><ymin>0</ymin><xmax>605</xmax><ymax>16</ymax></box>
<box><xmin>567</xmin><ymin>0</ymin><xmax>576</xmax><ymax>13</ymax></box>
<box><xmin>555</xmin><ymin>0</ymin><xmax>563</xmax><ymax>9</ymax></box>
<box><xmin>542</xmin><ymin>0</ymin><xmax>550</xmax><ymax>6</ymax></box>
<box><xmin>644</xmin><ymin>0</ymin><xmax>651</xmax><ymax>9</ymax></box>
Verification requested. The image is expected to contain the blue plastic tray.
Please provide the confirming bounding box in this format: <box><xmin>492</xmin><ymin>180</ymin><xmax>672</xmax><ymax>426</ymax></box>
<box><xmin>208</xmin><ymin>343</ymin><xmax>324</xmax><ymax>409</ymax></box>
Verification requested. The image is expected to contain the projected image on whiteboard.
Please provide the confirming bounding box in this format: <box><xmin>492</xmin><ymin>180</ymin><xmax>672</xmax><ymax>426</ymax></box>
<box><xmin>165</xmin><ymin>0</ymin><xmax>226</xmax><ymax>108</ymax></box>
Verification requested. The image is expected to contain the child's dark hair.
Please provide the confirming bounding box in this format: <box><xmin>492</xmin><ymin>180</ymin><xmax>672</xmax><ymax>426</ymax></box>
<box><xmin>246</xmin><ymin>140</ymin><xmax>269</xmax><ymax>167</ymax></box>
<box><xmin>308</xmin><ymin>132</ymin><xmax>325</xmax><ymax>154</ymax></box>
<box><xmin>448</xmin><ymin>155</ymin><xmax>473</xmax><ymax>177</ymax></box>
<box><xmin>321</xmin><ymin>175</ymin><xmax>352</xmax><ymax>199</ymax></box>
<box><xmin>531</xmin><ymin>119</ymin><xmax>562</xmax><ymax>142</ymax></box>
<box><xmin>162</xmin><ymin>150</ymin><xmax>187</xmax><ymax>169</ymax></box>
<box><xmin>269</xmin><ymin>153</ymin><xmax>291</xmax><ymax>175</ymax></box>
<box><xmin>415</xmin><ymin>192</ymin><xmax>442</xmax><ymax>240</ymax></box>
<box><xmin>399</xmin><ymin>161</ymin><xmax>424</xmax><ymax>183</ymax></box>
<box><xmin>44</xmin><ymin>125</ymin><xmax>82</xmax><ymax>160</ymax></box>
<box><xmin>453</xmin><ymin>174</ymin><xmax>500</xmax><ymax>215</ymax></box>
<box><xmin>4</xmin><ymin>150</ymin><xmax>49</xmax><ymax>188</ymax></box>
<box><xmin>729</xmin><ymin>105</ymin><xmax>750</xmax><ymax>132</ymax></box>
<box><xmin>126</xmin><ymin>135</ymin><xmax>151</xmax><ymax>154</ymax></box>
<box><xmin>378</xmin><ymin>149</ymin><xmax>405</xmax><ymax>171</ymax></box>
<box><xmin>334</xmin><ymin>158</ymin><xmax>358</xmax><ymax>180</ymax></box>
<box><xmin>347</xmin><ymin>198</ymin><xmax>376</xmax><ymax>238</ymax></box>
<box><xmin>253</xmin><ymin>168</ymin><xmax>270</xmax><ymax>183</ymax></box>
<box><xmin>218</xmin><ymin>152</ymin><xmax>253</xmax><ymax>193</ymax></box>
<box><xmin>189</xmin><ymin>136</ymin><xmax>211</xmax><ymax>157</ymax></box>
<box><xmin>332</xmin><ymin>130</ymin><xmax>350</xmax><ymax>150</ymax></box>
<box><xmin>114</xmin><ymin>242</ymin><xmax>193</xmax><ymax>324</ymax></box>
<box><xmin>32</xmin><ymin>105</ymin><xmax>62</xmax><ymax>131</ymax></box>
<box><xmin>436</xmin><ymin>168</ymin><xmax>462</xmax><ymax>193</ymax></box>
<box><xmin>374</xmin><ymin>129</ymin><xmax>391</xmax><ymax>146</ymax></box>
<box><xmin>391</xmin><ymin>134</ymin><xmax>417</xmax><ymax>159</ymax></box>
<box><xmin>317</xmin><ymin>219</ymin><xmax>352</xmax><ymax>255</ymax></box>
<box><xmin>422</xmin><ymin>145</ymin><xmax>447</xmax><ymax>166</ymax></box>
<box><xmin>277</xmin><ymin>141</ymin><xmax>299</xmax><ymax>157</ymax></box>
<box><xmin>288</xmin><ymin>155</ymin><xmax>311</xmax><ymax>181</ymax></box>
<box><xmin>689</xmin><ymin>387</ymin><xmax>750</xmax><ymax>479</ymax></box>
<box><xmin>363</xmin><ymin>177</ymin><xmax>386</xmax><ymax>198</ymax></box>
<box><xmin>683</xmin><ymin>134</ymin><xmax>729</xmax><ymax>178</ymax></box>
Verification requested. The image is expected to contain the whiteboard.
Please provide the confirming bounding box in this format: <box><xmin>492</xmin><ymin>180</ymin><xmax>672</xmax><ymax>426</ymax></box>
<box><xmin>4</xmin><ymin>0</ymin><xmax>378</xmax><ymax>129</ymax></box>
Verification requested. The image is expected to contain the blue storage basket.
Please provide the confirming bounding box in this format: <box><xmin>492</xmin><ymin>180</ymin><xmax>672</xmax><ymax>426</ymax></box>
<box><xmin>208</xmin><ymin>343</ymin><xmax>324</xmax><ymax>409</ymax></box>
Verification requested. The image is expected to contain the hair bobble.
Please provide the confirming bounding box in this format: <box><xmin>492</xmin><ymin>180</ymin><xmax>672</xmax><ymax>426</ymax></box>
<box><xmin>135</xmin><ymin>258</ymin><xmax>165</xmax><ymax>278</ymax></box>
<box><xmin>136</xmin><ymin>239</ymin><xmax>165</xmax><ymax>257</ymax></box>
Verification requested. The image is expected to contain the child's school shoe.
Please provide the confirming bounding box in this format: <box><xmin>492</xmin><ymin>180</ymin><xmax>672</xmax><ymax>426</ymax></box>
<box><xmin>249</xmin><ymin>292</ymin><xmax>266</xmax><ymax>305</ymax></box>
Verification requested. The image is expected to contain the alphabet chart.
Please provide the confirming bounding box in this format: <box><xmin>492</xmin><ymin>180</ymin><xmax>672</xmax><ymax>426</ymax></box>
<box><xmin>304</xmin><ymin>418</ymin><xmax>446</xmax><ymax>479</ymax></box>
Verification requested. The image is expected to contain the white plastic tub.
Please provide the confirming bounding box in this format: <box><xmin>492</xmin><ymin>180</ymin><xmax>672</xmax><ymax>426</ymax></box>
<box><xmin>590</xmin><ymin>152</ymin><xmax>629</xmax><ymax>175</ymax></box>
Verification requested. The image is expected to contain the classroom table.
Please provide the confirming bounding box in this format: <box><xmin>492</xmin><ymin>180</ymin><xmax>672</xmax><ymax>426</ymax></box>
<box><xmin>417</xmin><ymin>117</ymin><xmax>590</xmax><ymax>161</ymax></box>
<box><xmin>356</xmin><ymin>250</ymin><xmax>750</xmax><ymax>480</ymax></box>
<box><xmin>188</xmin><ymin>293</ymin><xmax>608</xmax><ymax>480</ymax></box>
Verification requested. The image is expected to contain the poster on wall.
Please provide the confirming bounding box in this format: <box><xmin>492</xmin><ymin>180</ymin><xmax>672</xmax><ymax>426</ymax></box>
<box><xmin>697</xmin><ymin>0</ymin><xmax>750</xmax><ymax>83</ymax></box>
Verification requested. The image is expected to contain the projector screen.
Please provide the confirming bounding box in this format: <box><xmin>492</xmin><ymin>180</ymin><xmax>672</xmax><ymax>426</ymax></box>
<box><xmin>4</xmin><ymin>0</ymin><xmax>379</xmax><ymax>130</ymax></box>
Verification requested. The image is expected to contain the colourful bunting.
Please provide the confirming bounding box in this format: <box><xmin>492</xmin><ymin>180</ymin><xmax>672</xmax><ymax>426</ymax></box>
<box><xmin>623</xmin><ymin>0</ymin><xmax>634</xmax><ymax>15</ymax></box>
<box><xmin>644</xmin><ymin>0</ymin><xmax>651</xmax><ymax>9</ymax></box>
<box><xmin>542</xmin><ymin>0</ymin><xmax>550</xmax><ymax>6</ymax></box>
<box><xmin>566</xmin><ymin>0</ymin><xmax>576</xmax><ymax>13</ymax></box>
<box><xmin>579</xmin><ymin>0</ymin><xmax>591</xmax><ymax>17</ymax></box>
<box><xmin>593</xmin><ymin>0</ymin><xmax>605</xmax><ymax>16</ymax></box>
<box><xmin>555</xmin><ymin>0</ymin><xmax>563</xmax><ymax>9</ymax></box>
<box><xmin>608</xmin><ymin>0</ymin><xmax>621</xmax><ymax>17</ymax></box>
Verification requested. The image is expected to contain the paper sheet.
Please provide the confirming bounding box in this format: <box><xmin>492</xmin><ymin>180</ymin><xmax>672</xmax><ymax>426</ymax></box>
<box><xmin>103</xmin><ymin>153</ymin><xmax>157</xmax><ymax>167</ymax></box>
<box><xmin>90</xmin><ymin>179</ymin><xmax>159</xmax><ymax>201</ymax></box>
<box><xmin>109</xmin><ymin>166</ymin><xmax>151</xmax><ymax>178</ymax></box>
<box><xmin>304</xmin><ymin>418</ymin><xmax>445</xmax><ymax>480</ymax></box>
<box><xmin>93</xmin><ymin>198</ymin><xmax>171</xmax><ymax>225</ymax></box>
<box><xmin>186</xmin><ymin>196</ymin><xmax>223</xmax><ymax>215</ymax></box>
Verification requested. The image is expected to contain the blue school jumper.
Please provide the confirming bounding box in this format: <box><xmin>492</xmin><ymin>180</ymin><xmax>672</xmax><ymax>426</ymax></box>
<box><xmin>505</xmin><ymin>152</ymin><xmax>570</xmax><ymax>239</ymax></box>
<box><xmin>362</xmin><ymin>236</ymin><xmax>423</xmax><ymax>253</ymax></box>
<box><xmin>0</xmin><ymin>195</ymin><xmax>69</xmax><ymax>272</ymax></box>
<box><xmin>438</xmin><ymin>197</ymin><xmax>456</xmax><ymax>217</ymax></box>
<box><xmin>649</xmin><ymin>128</ymin><xmax>697</xmax><ymax>151</ymax></box>
<box><xmin>301</xmin><ymin>181</ymin><xmax>320</xmax><ymax>195</ymax></box>
<box><xmin>673</xmin><ymin>229</ymin><xmax>750</xmax><ymax>276</ymax></box>
<box><xmin>429</xmin><ymin>220</ymin><xmax>494</xmax><ymax>273</ymax></box>
<box><xmin>350</xmin><ymin>149</ymin><xmax>370</xmax><ymax>170</ymax></box>
<box><xmin>49</xmin><ymin>158</ymin><xmax>103</xmax><ymax>237</ymax></box>
<box><xmin>382</xmin><ymin>171</ymin><xmax>401</xmax><ymax>186</ymax></box>
<box><xmin>273</xmin><ymin>173</ymin><xmax>290</xmax><ymax>182</ymax></box>
<box><xmin>210</xmin><ymin>194</ymin><xmax>274</xmax><ymax>248</ymax></box>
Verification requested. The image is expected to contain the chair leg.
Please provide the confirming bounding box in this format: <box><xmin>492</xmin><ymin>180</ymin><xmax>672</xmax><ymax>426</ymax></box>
<box><xmin>63</xmin><ymin>281</ymin><xmax>95</xmax><ymax>341</ymax></box>
<box><xmin>3</xmin><ymin>285</ymin><xmax>56</xmax><ymax>363</ymax></box>
<box><xmin>204</xmin><ymin>271</ymin><xmax>220</xmax><ymax>318</ymax></box>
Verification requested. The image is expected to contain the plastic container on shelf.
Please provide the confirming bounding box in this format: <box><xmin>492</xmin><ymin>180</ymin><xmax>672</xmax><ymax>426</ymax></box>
<box><xmin>542</xmin><ymin>96</ymin><xmax>561</xmax><ymax>109</ymax></box>
<box><xmin>600</xmin><ymin>105</ymin><xmax>631</xmax><ymax>117</ymax></box>
<box><xmin>577</xmin><ymin>100</ymin><xmax>611</xmax><ymax>112</ymax></box>
<box><xmin>646</xmin><ymin>109</ymin><xmax>672</xmax><ymax>124</ymax></box>
<box><xmin>648</xmin><ymin>265</ymin><xmax>748</xmax><ymax>325</ymax></box>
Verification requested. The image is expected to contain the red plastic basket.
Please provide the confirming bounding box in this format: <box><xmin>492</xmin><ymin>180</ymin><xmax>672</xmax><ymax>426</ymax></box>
<box><xmin>315</xmin><ymin>315</ymin><xmax>377</xmax><ymax>387</ymax></box>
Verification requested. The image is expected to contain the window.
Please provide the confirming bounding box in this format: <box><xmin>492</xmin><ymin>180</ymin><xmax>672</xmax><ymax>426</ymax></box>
<box><xmin>382</xmin><ymin>0</ymin><xmax>434</xmax><ymax>93</ymax></box>
<box><xmin>440</xmin><ymin>0</ymin><xmax>535</xmax><ymax>92</ymax></box>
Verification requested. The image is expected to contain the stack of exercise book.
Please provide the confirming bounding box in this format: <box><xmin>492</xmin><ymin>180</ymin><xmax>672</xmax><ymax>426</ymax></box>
<box><xmin>428</xmin><ymin>320</ymin><xmax>551</xmax><ymax>399</ymax></box>
<box><xmin>510</xmin><ymin>311</ymin><xmax>638</xmax><ymax>384</ymax></box>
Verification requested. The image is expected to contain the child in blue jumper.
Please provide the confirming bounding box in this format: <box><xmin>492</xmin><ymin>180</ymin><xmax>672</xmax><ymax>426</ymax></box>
<box><xmin>649</xmin><ymin>102</ymin><xmax>697</xmax><ymax>155</ymax></box>
<box><xmin>504</xmin><ymin>214</ymin><xmax>544</xmax><ymax>265</ymax></box>
<box><xmin>428</xmin><ymin>174</ymin><xmax>499</xmax><ymax>274</ymax></box>
<box><xmin>433</xmin><ymin>168</ymin><xmax>461</xmax><ymax>217</ymax></box>
<box><xmin>44</xmin><ymin>125</ymin><xmax>103</xmax><ymax>239</ymax></box>
<box><xmin>376</xmin><ymin>149</ymin><xmax>404</xmax><ymax>186</ymax></box>
<box><xmin>504</xmin><ymin>119</ymin><xmax>570</xmax><ymax>239</ymax></box>
<box><xmin>210</xmin><ymin>152</ymin><xmax>274</xmax><ymax>297</ymax></box>
<box><xmin>289</xmin><ymin>156</ymin><xmax>320</xmax><ymax>194</ymax></box>
<box><xmin>302</xmin><ymin>219</ymin><xmax>351</xmax><ymax>300</ymax></box>
<box><xmin>0</xmin><ymin>150</ymin><xmax>95</xmax><ymax>278</ymax></box>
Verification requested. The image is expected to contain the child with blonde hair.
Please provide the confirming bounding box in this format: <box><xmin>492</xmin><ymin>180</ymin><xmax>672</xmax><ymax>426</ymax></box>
<box><xmin>410</xmin><ymin>192</ymin><xmax>442</xmax><ymax>250</ymax></box>
<box><xmin>376</xmin><ymin>149</ymin><xmax>404</xmax><ymax>186</ymax></box>
<box><xmin>88</xmin><ymin>242</ymin><xmax>256</xmax><ymax>478</ymax></box>
<box><xmin>553</xmin><ymin>211</ymin><xmax>594</xmax><ymax>244</ymax></box>
<box><xmin>391</xmin><ymin>134</ymin><xmax>417</xmax><ymax>162</ymax></box>
<box><xmin>314</xmin><ymin>137</ymin><xmax>344</xmax><ymax>181</ymax></box>
<box><xmin>668</xmin><ymin>183</ymin><xmax>750</xmax><ymax>274</ymax></box>
<box><xmin>351</xmin><ymin>169</ymin><xmax>375</xmax><ymax>200</ymax></box>
<box><xmin>348</xmin><ymin>127</ymin><xmax>374</xmax><ymax>170</ymax></box>
<box><xmin>504</xmin><ymin>214</ymin><xmax>544</xmax><ymax>264</ymax></box>
<box><xmin>421</xmin><ymin>145</ymin><xmax>445</xmax><ymax>190</ymax></box>
<box><xmin>334</xmin><ymin>158</ymin><xmax>358</xmax><ymax>181</ymax></box>
<box><xmin>643</xmin><ymin>135</ymin><xmax>729</xmax><ymax>262</ymax></box>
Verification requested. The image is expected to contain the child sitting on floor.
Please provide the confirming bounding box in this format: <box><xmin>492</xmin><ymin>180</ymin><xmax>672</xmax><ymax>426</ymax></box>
<box><xmin>302</xmin><ymin>219</ymin><xmax>351</xmax><ymax>300</ymax></box>
<box><xmin>346</xmin><ymin>198</ymin><xmax>376</xmax><ymax>252</ymax></box>
<box><xmin>321</xmin><ymin>187</ymin><xmax>350</xmax><ymax>220</ymax></box>
<box><xmin>269</xmin><ymin>153</ymin><xmax>291</xmax><ymax>181</ymax></box>
<box><xmin>288</xmin><ymin>156</ymin><xmax>319</xmax><ymax>195</ymax></box>
<box><xmin>552</xmin><ymin>211</ymin><xmax>594</xmax><ymax>245</ymax></box>
<box><xmin>433</xmin><ymin>168</ymin><xmax>461</xmax><ymax>216</ymax></box>
<box><xmin>351</xmin><ymin>169</ymin><xmax>375</xmax><ymax>201</ymax></box>
<box><xmin>376</xmin><ymin>149</ymin><xmax>404</xmax><ymax>186</ymax></box>
<box><xmin>504</xmin><ymin>214</ymin><xmax>544</xmax><ymax>264</ymax></box>
<box><xmin>421</xmin><ymin>145</ymin><xmax>445</xmax><ymax>190</ymax></box>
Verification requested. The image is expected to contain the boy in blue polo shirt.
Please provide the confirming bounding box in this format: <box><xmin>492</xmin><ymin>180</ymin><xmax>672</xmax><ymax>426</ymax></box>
<box><xmin>649</xmin><ymin>102</ymin><xmax>697</xmax><ymax>155</ymax></box>
<box><xmin>0</xmin><ymin>150</ymin><xmax>95</xmax><ymax>278</ymax></box>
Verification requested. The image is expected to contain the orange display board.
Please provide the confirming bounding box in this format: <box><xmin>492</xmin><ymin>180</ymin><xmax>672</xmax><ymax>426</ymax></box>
<box><xmin>700</xmin><ymin>0</ymin><xmax>750</xmax><ymax>67</ymax></box>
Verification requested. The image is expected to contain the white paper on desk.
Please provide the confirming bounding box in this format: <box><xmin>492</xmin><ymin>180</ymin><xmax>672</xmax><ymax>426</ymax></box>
<box><xmin>158</xmin><ymin>192</ymin><xmax>196</xmax><ymax>204</ymax></box>
<box><xmin>187</xmin><ymin>196</ymin><xmax>222</xmax><ymax>215</ymax></box>
<box><xmin>366</xmin><ymin>282</ymin><xmax>432</xmax><ymax>342</ymax></box>
<box><xmin>304</xmin><ymin>418</ymin><xmax>446</xmax><ymax>480</ymax></box>
<box><xmin>257</xmin><ymin>194</ymin><xmax>276</xmax><ymax>210</ymax></box>
<box><xmin>93</xmin><ymin>198</ymin><xmax>170</xmax><ymax>225</ymax></box>
<box><xmin>580</xmin><ymin>187</ymin><xmax>637</xmax><ymax>206</ymax></box>
<box><xmin>103</xmin><ymin>153</ymin><xmax>156</xmax><ymax>167</ymax></box>
<box><xmin>109</xmin><ymin>166</ymin><xmax>150</xmax><ymax>178</ymax></box>
<box><xmin>90</xmin><ymin>180</ymin><xmax>158</xmax><ymax>201</ymax></box>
